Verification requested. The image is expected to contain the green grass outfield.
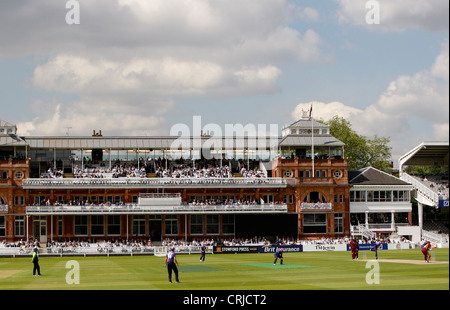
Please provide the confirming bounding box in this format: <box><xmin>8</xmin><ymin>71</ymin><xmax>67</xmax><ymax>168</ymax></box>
<box><xmin>0</xmin><ymin>248</ymin><xmax>448</xmax><ymax>290</ymax></box>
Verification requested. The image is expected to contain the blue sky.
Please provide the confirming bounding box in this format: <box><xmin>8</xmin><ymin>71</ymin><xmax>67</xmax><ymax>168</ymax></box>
<box><xmin>0</xmin><ymin>0</ymin><xmax>448</xmax><ymax>164</ymax></box>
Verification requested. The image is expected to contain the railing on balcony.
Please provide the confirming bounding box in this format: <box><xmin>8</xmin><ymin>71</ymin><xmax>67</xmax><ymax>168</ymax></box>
<box><xmin>0</xmin><ymin>205</ymin><xmax>8</xmax><ymax>212</ymax></box>
<box><xmin>139</xmin><ymin>193</ymin><xmax>181</xmax><ymax>199</ymax></box>
<box><xmin>294</xmin><ymin>177</ymin><xmax>334</xmax><ymax>184</ymax></box>
<box><xmin>0</xmin><ymin>178</ymin><xmax>11</xmax><ymax>185</ymax></box>
<box><xmin>351</xmin><ymin>224</ymin><xmax>376</xmax><ymax>239</ymax></box>
<box><xmin>26</xmin><ymin>203</ymin><xmax>288</xmax><ymax>214</ymax></box>
<box><xmin>400</xmin><ymin>173</ymin><xmax>439</xmax><ymax>206</ymax></box>
<box><xmin>351</xmin><ymin>222</ymin><xmax>410</xmax><ymax>238</ymax></box>
<box><xmin>22</xmin><ymin>177</ymin><xmax>289</xmax><ymax>188</ymax></box>
<box><xmin>300</xmin><ymin>202</ymin><xmax>333</xmax><ymax>210</ymax></box>
<box><xmin>275</xmin><ymin>157</ymin><xmax>346</xmax><ymax>165</ymax></box>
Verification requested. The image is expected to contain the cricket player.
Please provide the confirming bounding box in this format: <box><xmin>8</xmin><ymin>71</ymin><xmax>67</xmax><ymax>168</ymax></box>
<box><xmin>165</xmin><ymin>247</ymin><xmax>180</xmax><ymax>283</ymax></box>
<box><xmin>421</xmin><ymin>241</ymin><xmax>433</xmax><ymax>263</ymax></box>
<box><xmin>200</xmin><ymin>244</ymin><xmax>206</xmax><ymax>262</ymax></box>
<box><xmin>32</xmin><ymin>247</ymin><xmax>41</xmax><ymax>276</ymax></box>
<box><xmin>350</xmin><ymin>238</ymin><xmax>359</xmax><ymax>260</ymax></box>
<box><xmin>371</xmin><ymin>240</ymin><xmax>381</xmax><ymax>260</ymax></box>
<box><xmin>273</xmin><ymin>248</ymin><xmax>284</xmax><ymax>265</ymax></box>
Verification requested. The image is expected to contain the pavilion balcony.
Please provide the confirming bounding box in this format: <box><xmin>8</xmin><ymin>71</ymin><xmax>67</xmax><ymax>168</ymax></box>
<box><xmin>273</xmin><ymin>156</ymin><xmax>347</xmax><ymax>167</ymax></box>
<box><xmin>25</xmin><ymin>203</ymin><xmax>288</xmax><ymax>215</ymax></box>
<box><xmin>22</xmin><ymin>177</ymin><xmax>288</xmax><ymax>189</ymax></box>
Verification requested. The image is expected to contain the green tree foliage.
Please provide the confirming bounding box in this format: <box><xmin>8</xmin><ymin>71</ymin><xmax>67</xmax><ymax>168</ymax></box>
<box><xmin>405</xmin><ymin>165</ymin><xmax>447</xmax><ymax>175</ymax></box>
<box><xmin>323</xmin><ymin>116</ymin><xmax>392</xmax><ymax>171</ymax></box>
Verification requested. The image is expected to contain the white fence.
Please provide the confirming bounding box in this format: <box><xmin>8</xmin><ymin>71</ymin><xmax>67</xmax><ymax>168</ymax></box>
<box><xmin>0</xmin><ymin>245</ymin><xmax>214</xmax><ymax>257</ymax></box>
<box><xmin>2</xmin><ymin>242</ymin><xmax>446</xmax><ymax>257</ymax></box>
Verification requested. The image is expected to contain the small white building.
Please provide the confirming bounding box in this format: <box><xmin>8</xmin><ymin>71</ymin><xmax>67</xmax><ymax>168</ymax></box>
<box><xmin>349</xmin><ymin>167</ymin><xmax>414</xmax><ymax>240</ymax></box>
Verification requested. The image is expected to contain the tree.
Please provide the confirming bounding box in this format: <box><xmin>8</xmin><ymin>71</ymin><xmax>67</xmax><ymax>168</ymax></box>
<box><xmin>322</xmin><ymin>116</ymin><xmax>392</xmax><ymax>171</ymax></box>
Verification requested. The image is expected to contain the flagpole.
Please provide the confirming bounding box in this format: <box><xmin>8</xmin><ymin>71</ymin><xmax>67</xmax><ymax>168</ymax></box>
<box><xmin>310</xmin><ymin>104</ymin><xmax>314</xmax><ymax>178</ymax></box>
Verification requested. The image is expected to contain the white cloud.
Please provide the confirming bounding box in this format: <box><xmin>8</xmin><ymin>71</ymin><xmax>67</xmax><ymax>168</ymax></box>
<box><xmin>292</xmin><ymin>101</ymin><xmax>362</xmax><ymax>122</ymax></box>
<box><xmin>295</xmin><ymin>6</ymin><xmax>320</xmax><ymax>23</ymax></box>
<box><xmin>337</xmin><ymin>0</ymin><xmax>449</xmax><ymax>32</ymax></box>
<box><xmin>2</xmin><ymin>0</ymin><xmax>329</xmax><ymax>136</ymax></box>
<box><xmin>431</xmin><ymin>43</ymin><xmax>450</xmax><ymax>81</ymax></box>
<box><xmin>116</xmin><ymin>0</ymin><xmax>220</xmax><ymax>30</ymax></box>
<box><xmin>0</xmin><ymin>0</ymin><xmax>324</xmax><ymax>64</ymax></box>
<box><xmin>433</xmin><ymin>123</ymin><xmax>450</xmax><ymax>141</ymax></box>
<box><xmin>359</xmin><ymin>40</ymin><xmax>449</xmax><ymax>134</ymax></box>
<box><xmin>291</xmin><ymin>41</ymin><xmax>449</xmax><ymax>162</ymax></box>
<box><xmin>32</xmin><ymin>54</ymin><xmax>282</xmax><ymax>98</ymax></box>
<box><xmin>26</xmin><ymin>53</ymin><xmax>283</xmax><ymax>137</ymax></box>
<box><xmin>17</xmin><ymin>100</ymin><xmax>168</xmax><ymax>137</ymax></box>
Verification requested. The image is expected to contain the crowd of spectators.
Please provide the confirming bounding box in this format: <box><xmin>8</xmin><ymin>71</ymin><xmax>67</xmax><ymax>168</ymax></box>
<box><xmin>240</xmin><ymin>167</ymin><xmax>265</xmax><ymax>178</ymax></box>
<box><xmin>0</xmin><ymin>238</ymin><xmax>154</xmax><ymax>249</ymax></box>
<box><xmin>157</xmin><ymin>236</ymin><xmax>416</xmax><ymax>247</ymax></box>
<box><xmin>153</xmin><ymin>158</ymin><xmax>267</xmax><ymax>179</ymax></box>
<box><xmin>0</xmin><ymin>154</ymin><xmax>27</xmax><ymax>161</ymax></box>
<box><xmin>40</xmin><ymin>158</ymin><xmax>269</xmax><ymax>179</ymax></box>
<box><xmin>41</xmin><ymin>167</ymin><xmax>64</xmax><ymax>178</ymax></box>
<box><xmin>191</xmin><ymin>198</ymin><xmax>256</xmax><ymax>207</ymax></box>
<box><xmin>296</xmin><ymin>236</ymin><xmax>416</xmax><ymax>245</ymax></box>
<box><xmin>1</xmin><ymin>239</ymin><xmax>39</xmax><ymax>248</ymax></box>
<box><xmin>1</xmin><ymin>237</ymin><xmax>271</xmax><ymax>249</ymax></box>
<box><xmin>156</xmin><ymin>164</ymin><xmax>232</xmax><ymax>178</ymax></box>
<box><xmin>32</xmin><ymin>197</ymin><xmax>128</xmax><ymax>208</ymax></box>
<box><xmin>189</xmin><ymin>198</ymin><xmax>284</xmax><ymax>207</ymax></box>
<box><xmin>414</xmin><ymin>174</ymin><xmax>449</xmax><ymax>200</ymax></box>
<box><xmin>0</xmin><ymin>235</ymin><xmax>437</xmax><ymax>252</ymax></box>
<box><xmin>161</xmin><ymin>237</ymin><xmax>271</xmax><ymax>247</ymax></box>
<box><xmin>72</xmin><ymin>164</ymin><xmax>147</xmax><ymax>179</ymax></box>
<box><xmin>162</xmin><ymin>238</ymin><xmax>216</xmax><ymax>247</ymax></box>
<box><xmin>31</xmin><ymin>197</ymin><xmax>283</xmax><ymax>209</ymax></box>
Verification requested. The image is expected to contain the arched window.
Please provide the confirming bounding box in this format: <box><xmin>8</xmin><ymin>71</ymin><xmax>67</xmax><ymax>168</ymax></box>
<box><xmin>303</xmin><ymin>191</ymin><xmax>327</xmax><ymax>203</ymax></box>
<box><xmin>0</xmin><ymin>196</ymin><xmax>6</xmax><ymax>205</ymax></box>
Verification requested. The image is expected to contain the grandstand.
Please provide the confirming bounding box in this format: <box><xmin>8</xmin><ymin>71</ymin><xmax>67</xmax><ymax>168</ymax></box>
<box><xmin>0</xmin><ymin>117</ymin><xmax>442</xmax><ymax>248</ymax></box>
<box><xmin>399</xmin><ymin>141</ymin><xmax>449</xmax><ymax>243</ymax></box>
